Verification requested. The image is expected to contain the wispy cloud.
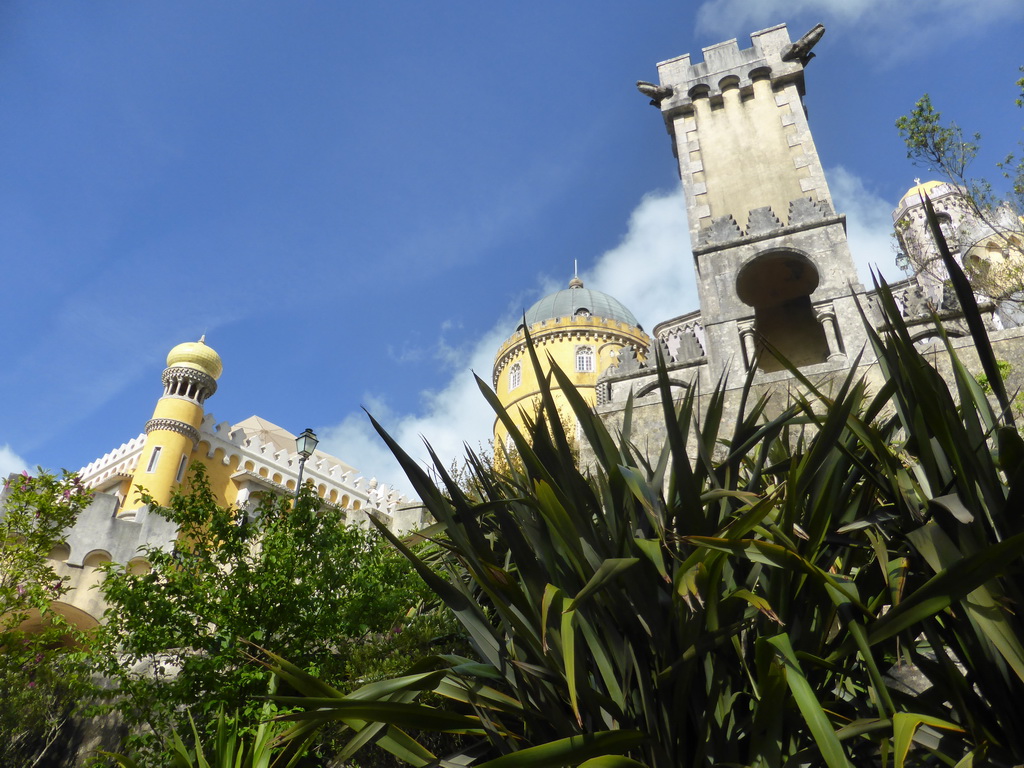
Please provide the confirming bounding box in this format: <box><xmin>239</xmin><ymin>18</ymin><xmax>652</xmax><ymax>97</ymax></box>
<box><xmin>694</xmin><ymin>0</ymin><xmax>1023</xmax><ymax>63</ymax></box>
<box><xmin>828</xmin><ymin>165</ymin><xmax>902</xmax><ymax>284</ymax></box>
<box><xmin>316</xmin><ymin>328</ymin><xmax>504</xmax><ymax>499</ymax></box>
<box><xmin>586</xmin><ymin>189</ymin><xmax>694</xmax><ymax>331</ymax></box>
<box><xmin>0</xmin><ymin>444</ymin><xmax>29</xmax><ymax>478</ymax></box>
<box><xmin>317</xmin><ymin>189</ymin><xmax>693</xmax><ymax>496</ymax></box>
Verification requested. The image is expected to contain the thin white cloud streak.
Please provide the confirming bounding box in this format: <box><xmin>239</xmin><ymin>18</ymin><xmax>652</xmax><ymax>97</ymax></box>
<box><xmin>0</xmin><ymin>444</ymin><xmax>29</xmax><ymax>479</ymax></box>
<box><xmin>695</xmin><ymin>0</ymin><xmax>1023</xmax><ymax>63</ymax></box>
<box><xmin>0</xmin><ymin>245</ymin><xmax>240</xmax><ymax>454</ymax></box>
<box><xmin>828</xmin><ymin>165</ymin><xmax>902</xmax><ymax>285</ymax></box>
<box><xmin>317</xmin><ymin>189</ymin><xmax>693</xmax><ymax>497</ymax></box>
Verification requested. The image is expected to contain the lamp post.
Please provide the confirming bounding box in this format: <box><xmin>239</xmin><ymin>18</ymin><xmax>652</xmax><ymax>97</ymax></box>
<box><xmin>294</xmin><ymin>427</ymin><xmax>319</xmax><ymax>498</ymax></box>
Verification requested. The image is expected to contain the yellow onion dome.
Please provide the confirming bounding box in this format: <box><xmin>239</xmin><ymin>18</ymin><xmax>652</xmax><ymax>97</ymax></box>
<box><xmin>166</xmin><ymin>336</ymin><xmax>223</xmax><ymax>380</ymax></box>
<box><xmin>900</xmin><ymin>180</ymin><xmax>945</xmax><ymax>206</ymax></box>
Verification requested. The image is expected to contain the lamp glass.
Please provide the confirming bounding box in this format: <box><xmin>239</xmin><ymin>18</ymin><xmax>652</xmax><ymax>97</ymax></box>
<box><xmin>295</xmin><ymin>428</ymin><xmax>319</xmax><ymax>459</ymax></box>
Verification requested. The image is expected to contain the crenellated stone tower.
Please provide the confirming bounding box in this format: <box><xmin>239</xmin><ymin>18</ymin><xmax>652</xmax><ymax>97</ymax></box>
<box><xmin>650</xmin><ymin>23</ymin><xmax>865</xmax><ymax>378</ymax></box>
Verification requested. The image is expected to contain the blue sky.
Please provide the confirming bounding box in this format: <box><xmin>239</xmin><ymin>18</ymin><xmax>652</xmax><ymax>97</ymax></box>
<box><xmin>2</xmin><ymin>2</ymin><xmax>1022</xmax><ymax>493</ymax></box>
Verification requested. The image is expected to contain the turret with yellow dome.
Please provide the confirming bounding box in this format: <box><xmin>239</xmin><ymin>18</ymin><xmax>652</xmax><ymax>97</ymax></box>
<box><xmin>50</xmin><ymin>335</ymin><xmax>421</xmax><ymax>631</ymax></box>
<box><xmin>893</xmin><ymin>179</ymin><xmax>1024</xmax><ymax>307</ymax></box>
<box><xmin>123</xmin><ymin>336</ymin><xmax>223</xmax><ymax>511</ymax></box>
<box><xmin>492</xmin><ymin>275</ymin><xmax>650</xmax><ymax>452</ymax></box>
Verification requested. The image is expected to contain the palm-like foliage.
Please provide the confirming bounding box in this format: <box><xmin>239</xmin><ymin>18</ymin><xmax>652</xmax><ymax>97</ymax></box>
<box><xmin>267</xmin><ymin>195</ymin><xmax>1024</xmax><ymax>767</ymax></box>
<box><xmin>100</xmin><ymin>706</ymin><xmax>296</xmax><ymax>768</ymax></box>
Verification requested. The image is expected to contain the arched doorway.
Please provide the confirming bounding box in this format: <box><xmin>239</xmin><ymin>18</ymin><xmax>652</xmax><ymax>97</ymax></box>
<box><xmin>736</xmin><ymin>250</ymin><xmax>829</xmax><ymax>373</ymax></box>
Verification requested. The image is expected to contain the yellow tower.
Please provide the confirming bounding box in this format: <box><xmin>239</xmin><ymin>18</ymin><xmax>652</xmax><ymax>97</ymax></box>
<box><xmin>124</xmin><ymin>337</ymin><xmax>223</xmax><ymax>512</ymax></box>
<box><xmin>492</xmin><ymin>276</ymin><xmax>650</xmax><ymax>451</ymax></box>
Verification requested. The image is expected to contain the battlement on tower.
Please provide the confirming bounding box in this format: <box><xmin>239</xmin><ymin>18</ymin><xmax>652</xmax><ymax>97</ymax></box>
<box><xmin>654</xmin><ymin>25</ymin><xmax>806</xmax><ymax>116</ymax></box>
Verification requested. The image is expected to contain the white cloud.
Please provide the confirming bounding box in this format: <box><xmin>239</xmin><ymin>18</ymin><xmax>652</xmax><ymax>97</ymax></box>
<box><xmin>0</xmin><ymin>444</ymin><xmax>29</xmax><ymax>479</ymax></box>
<box><xmin>317</xmin><ymin>189</ymin><xmax>694</xmax><ymax>497</ymax></box>
<box><xmin>586</xmin><ymin>189</ymin><xmax>696</xmax><ymax>330</ymax></box>
<box><xmin>697</xmin><ymin>0</ymin><xmax>872</xmax><ymax>31</ymax></box>
<box><xmin>695</xmin><ymin>0</ymin><xmax>1023</xmax><ymax>63</ymax></box>
<box><xmin>828</xmin><ymin>165</ymin><xmax>902</xmax><ymax>285</ymax></box>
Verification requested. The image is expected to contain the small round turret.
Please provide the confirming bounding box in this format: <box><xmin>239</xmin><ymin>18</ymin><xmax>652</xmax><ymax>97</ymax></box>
<box><xmin>124</xmin><ymin>336</ymin><xmax>222</xmax><ymax>512</ymax></box>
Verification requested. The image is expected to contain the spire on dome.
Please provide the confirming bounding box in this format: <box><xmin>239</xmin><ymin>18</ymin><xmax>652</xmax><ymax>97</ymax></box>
<box><xmin>569</xmin><ymin>261</ymin><xmax>584</xmax><ymax>289</ymax></box>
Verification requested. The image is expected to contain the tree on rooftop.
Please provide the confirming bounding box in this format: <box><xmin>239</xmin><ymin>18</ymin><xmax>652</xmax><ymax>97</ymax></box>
<box><xmin>896</xmin><ymin>77</ymin><xmax>1024</xmax><ymax>304</ymax></box>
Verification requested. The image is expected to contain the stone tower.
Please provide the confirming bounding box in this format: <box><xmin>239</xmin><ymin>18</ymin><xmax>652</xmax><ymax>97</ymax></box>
<box><xmin>648</xmin><ymin>24</ymin><xmax>864</xmax><ymax>378</ymax></box>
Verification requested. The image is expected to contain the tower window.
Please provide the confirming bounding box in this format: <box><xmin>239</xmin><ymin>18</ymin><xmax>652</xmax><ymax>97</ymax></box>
<box><xmin>736</xmin><ymin>250</ymin><xmax>828</xmax><ymax>373</ymax></box>
<box><xmin>936</xmin><ymin>213</ymin><xmax>956</xmax><ymax>250</ymax></box>
<box><xmin>575</xmin><ymin>346</ymin><xmax>594</xmax><ymax>373</ymax></box>
<box><xmin>175</xmin><ymin>454</ymin><xmax>189</xmax><ymax>483</ymax></box>
<box><xmin>508</xmin><ymin>362</ymin><xmax>522</xmax><ymax>391</ymax></box>
<box><xmin>146</xmin><ymin>447</ymin><xmax>162</xmax><ymax>473</ymax></box>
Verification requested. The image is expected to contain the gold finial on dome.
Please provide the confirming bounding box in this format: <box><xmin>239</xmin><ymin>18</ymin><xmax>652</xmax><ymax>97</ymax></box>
<box><xmin>166</xmin><ymin>336</ymin><xmax>224</xmax><ymax>380</ymax></box>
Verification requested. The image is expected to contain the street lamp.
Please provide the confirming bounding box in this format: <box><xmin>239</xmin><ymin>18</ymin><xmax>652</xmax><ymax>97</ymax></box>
<box><xmin>294</xmin><ymin>427</ymin><xmax>319</xmax><ymax>498</ymax></box>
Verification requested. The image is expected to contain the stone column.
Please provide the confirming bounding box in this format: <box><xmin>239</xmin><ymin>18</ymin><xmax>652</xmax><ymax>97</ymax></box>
<box><xmin>738</xmin><ymin>321</ymin><xmax>757</xmax><ymax>371</ymax></box>
<box><xmin>814</xmin><ymin>303</ymin><xmax>845</xmax><ymax>361</ymax></box>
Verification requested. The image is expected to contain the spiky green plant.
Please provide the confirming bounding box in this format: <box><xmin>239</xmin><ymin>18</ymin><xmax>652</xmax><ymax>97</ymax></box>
<box><xmin>99</xmin><ymin>705</ymin><xmax>300</xmax><ymax>768</ymax></box>
<box><xmin>265</xmin><ymin>193</ymin><xmax>1024</xmax><ymax>767</ymax></box>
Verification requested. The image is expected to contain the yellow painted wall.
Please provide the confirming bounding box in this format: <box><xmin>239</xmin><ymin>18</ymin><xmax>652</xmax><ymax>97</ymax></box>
<box><xmin>693</xmin><ymin>79</ymin><xmax>810</xmax><ymax>229</ymax></box>
<box><xmin>194</xmin><ymin>443</ymin><xmax>243</xmax><ymax>507</ymax></box>
<box><xmin>126</xmin><ymin>395</ymin><xmax>205</xmax><ymax>509</ymax></box>
<box><xmin>493</xmin><ymin>316</ymin><xmax>649</xmax><ymax>449</ymax></box>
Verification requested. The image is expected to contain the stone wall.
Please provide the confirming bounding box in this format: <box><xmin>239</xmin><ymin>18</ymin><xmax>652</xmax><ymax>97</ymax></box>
<box><xmin>591</xmin><ymin>325</ymin><xmax>1024</xmax><ymax>467</ymax></box>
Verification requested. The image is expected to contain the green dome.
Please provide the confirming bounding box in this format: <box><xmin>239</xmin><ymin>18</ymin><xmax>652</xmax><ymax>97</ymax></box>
<box><xmin>521</xmin><ymin>278</ymin><xmax>641</xmax><ymax>330</ymax></box>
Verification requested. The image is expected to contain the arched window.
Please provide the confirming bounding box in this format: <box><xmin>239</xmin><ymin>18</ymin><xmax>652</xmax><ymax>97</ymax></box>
<box><xmin>936</xmin><ymin>212</ymin><xmax>956</xmax><ymax>249</ymax></box>
<box><xmin>575</xmin><ymin>346</ymin><xmax>595</xmax><ymax>373</ymax></box>
<box><xmin>508</xmin><ymin>362</ymin><xmax>522</xmax><ymax>391</ymax></box>
<box><xmin>736</xmin><ymin>250</ymin><xmax>828</xmax><ymax>373</ymax></box>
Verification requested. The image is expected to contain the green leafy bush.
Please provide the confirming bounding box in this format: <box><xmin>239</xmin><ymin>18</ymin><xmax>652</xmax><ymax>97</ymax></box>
<box><xmin>0</xmin><ymin>470</ymin><xmax>94</xmax><ymax>767</ymax></box>
<box><xmin>95</xmin><ymin>465</ymin><xmax>429</xmax><ymax>764</ymax></box>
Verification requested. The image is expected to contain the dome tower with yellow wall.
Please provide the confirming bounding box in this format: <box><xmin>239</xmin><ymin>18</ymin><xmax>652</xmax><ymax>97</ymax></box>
<box><xmin>492</xmin><ymin>276</ymin><xmax>650</xmax><ymax>450</ymax></box>
<box><xmin>124</xmin><ymin>336</ymin><xmax>223</xmax><ymax>511</ymax></box>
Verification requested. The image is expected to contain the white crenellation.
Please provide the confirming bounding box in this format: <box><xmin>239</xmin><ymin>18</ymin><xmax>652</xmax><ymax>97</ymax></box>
<box><xmin>79</xmin><ymin>412</ymin><xmax>410</xmax><ymax>518</ymax></box>
<box><xmin>78</xmin><ymin>434</ymin><xmax>147</xmax><ymax>490</ymax></box>
<box><xmin>203</xmin><ymin>412</ymin><xmax>412</xmax><ymax>516</ymax></box>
